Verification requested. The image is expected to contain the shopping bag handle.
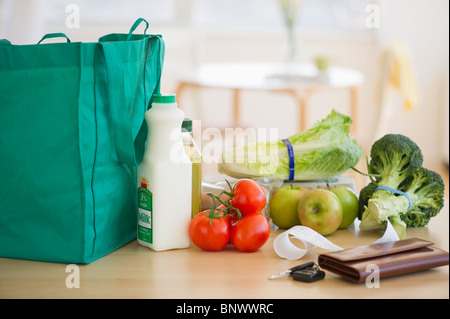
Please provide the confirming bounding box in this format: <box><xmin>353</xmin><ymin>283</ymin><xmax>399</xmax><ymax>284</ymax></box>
<box><xmin>96</xmin><ymin>42</ymin><xmax>136</xmax><ymax>166</ymax></box>
<box><xmin>126</xmin><ymin>18</ymin><xmax>149</xmax><ymax>41</ymax></box>
<box><xmin>38</xmin><ymin>33</ymin><xmax>71</xmax><ymax>44</ymax></box>
<box><xmin>132</xmin><ymin>36</ymin><xmax>165</xmax><ymax>165</ymax></box>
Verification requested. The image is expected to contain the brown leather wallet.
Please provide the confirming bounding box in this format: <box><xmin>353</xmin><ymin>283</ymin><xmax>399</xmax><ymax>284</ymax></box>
<box><xmin>318</xmin><ymin>238</ymin><xmax>449</xmax><ymax>283</ymax></box>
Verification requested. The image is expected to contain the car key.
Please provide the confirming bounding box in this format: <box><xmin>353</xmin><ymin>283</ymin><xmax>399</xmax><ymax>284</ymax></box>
<box><xmin>292</xmin><ymin>267</ymin><xmax>325</xmax><ymax>283</ymax></box>
<box><xmin>268</xmin><ymin>261</ymin><xmax>317</xmax><ymax>280</ymax></box>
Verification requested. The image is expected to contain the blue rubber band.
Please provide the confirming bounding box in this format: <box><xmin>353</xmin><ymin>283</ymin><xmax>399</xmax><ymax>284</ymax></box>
<box><xmin>282</xmin><ymin>139</ymin><xmax>295</xmax><ymax>181</ymax></box>
<box><xmin>375</xmin><ymin>185</ymin><xmax>413</xmax><ymax>211</ymax></box>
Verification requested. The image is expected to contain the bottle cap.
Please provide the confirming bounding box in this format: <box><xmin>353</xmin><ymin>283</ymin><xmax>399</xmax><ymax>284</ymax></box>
<box><xmin>182</xmin><ymin>118</ymin><xmax>192</xmax><ymax>132</ymax></box>
<box><xmin>152</xmin><ymin>94</ymin><xmax>176</xmax><ymax>104</ymax></box>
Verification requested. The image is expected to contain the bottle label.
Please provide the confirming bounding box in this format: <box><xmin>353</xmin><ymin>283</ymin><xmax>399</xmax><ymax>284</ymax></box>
<box><xmin>137</xmin><ymin>177</ymin><xmax>153</xmax><ymax>244</ymax></box>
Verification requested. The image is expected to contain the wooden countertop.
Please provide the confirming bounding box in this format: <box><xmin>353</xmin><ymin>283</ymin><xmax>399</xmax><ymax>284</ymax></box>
<box><xmin>1</xmin><ymin>200</ymin><xmax>448</xmax><ymax>299</ymax></box>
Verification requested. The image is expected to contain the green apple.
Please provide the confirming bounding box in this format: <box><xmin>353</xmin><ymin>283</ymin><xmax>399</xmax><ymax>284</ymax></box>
<box><xmin>269</xmin><ymin>185</ymin><xmax>308</xmax><ymax>228</ymax></box>
<box><xmin>297</xmin><ymin>189</ymin><xmax>343</xmax><ymax>235</ymax></box>
<box><xmin>330</xmin><ymin>186</ymin><xmax>359</xmax><ymax>229</ymax></box>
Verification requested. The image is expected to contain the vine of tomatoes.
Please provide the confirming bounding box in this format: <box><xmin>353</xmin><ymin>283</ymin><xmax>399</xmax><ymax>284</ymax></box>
<box><xmin>189</xmin><ymin>179</ymin><xmax>270</xmax><ymax>252</ymax></box>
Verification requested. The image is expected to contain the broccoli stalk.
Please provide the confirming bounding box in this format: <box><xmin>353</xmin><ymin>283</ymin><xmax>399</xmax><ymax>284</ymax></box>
<box><xmin>359</xmin><ymin>207</ymin><xmax>382</xmax><ymax>230</ymax></box>
<box><xmin>389</xmin><ymin>216</ymin><xmax>407</xmax><ymax>240</ymax></box>
<box><xmin>367</xmin><ymin>189</ymin><xmax>410</xmax><ymax>221</ymax></box>
<box><xmin>359</xmin><ymin>189</ymin><xmax>408</xmax><ymax>239</ymax></box>
<box><xmin>358</xmin><ymin>134</ymin><xmax>445</xmax><ymax>239</ymax></box>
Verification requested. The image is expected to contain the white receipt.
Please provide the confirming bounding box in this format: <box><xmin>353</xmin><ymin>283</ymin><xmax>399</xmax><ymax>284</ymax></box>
<box><xmin>273</xmin><ymin>219</ymin><xmax>400</xmax><ymax>260</ymax></box>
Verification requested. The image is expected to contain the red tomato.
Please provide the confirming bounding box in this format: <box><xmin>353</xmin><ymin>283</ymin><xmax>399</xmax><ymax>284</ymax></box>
<box><xmin>189</xmin><ymin>210</ymin><xmax>230</xmax><ymax>251</ymax></box>
<box><xmin>213</xmin><ymin>203</ymin><xmax>238</xmax><ymax>235</ymax></box>
<box><xmin>226</xmin><ymin>211</ymin><xmax>239</xmax><ymax>243</ymax></box>
<box><xmin>230</xmin><ymin>179</ymin><xmax>267</xmax><ymax>216</ymax></box>
<box><xmin>230</xmin><ymin>213</ymin><xmax>270</xmax><ymax>252</ymax></box>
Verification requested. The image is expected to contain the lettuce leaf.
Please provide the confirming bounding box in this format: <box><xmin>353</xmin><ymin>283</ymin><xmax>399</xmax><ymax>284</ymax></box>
<box><xmin>218</xmin><ymin>109</ymin><xmax>363</xmax><ymax>181</ymax></box>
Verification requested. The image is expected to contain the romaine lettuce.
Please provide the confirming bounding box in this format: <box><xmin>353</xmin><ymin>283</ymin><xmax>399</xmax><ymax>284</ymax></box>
<box><xmin>218</xmin><ymin>109</ymin><xmax>363</xmax><ymax>181</ymax></box>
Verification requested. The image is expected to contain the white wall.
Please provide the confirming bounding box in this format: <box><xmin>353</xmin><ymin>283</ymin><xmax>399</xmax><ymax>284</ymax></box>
<box><xmin>376</xmin><ymin>0</ymin><xmax>449</xmax><ymax>167</ymax></box>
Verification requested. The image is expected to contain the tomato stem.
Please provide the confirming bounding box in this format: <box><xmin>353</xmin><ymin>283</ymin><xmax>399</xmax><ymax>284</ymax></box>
<box><xmin>204</xmin><ymin>179</ymin><xmax>244</xmax><ymax>229</ymax></box>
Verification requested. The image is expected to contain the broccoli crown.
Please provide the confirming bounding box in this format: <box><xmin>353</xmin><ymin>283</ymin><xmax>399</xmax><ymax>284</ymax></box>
<box><xmin>401</xmin><ymin>167</ymin><xmax>445</xmax><ymax>227</ymax></box>
<box><xmin>368</xmin><ymin>134</ymin><xmax>423</xmax><ymax>187</ymax></box>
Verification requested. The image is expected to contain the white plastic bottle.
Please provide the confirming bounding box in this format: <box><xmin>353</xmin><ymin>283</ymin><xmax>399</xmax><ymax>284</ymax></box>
<box><xmin>137</xmin><ymin>94</ymin><xmax>192</xmax><ymax>251</ymax></box>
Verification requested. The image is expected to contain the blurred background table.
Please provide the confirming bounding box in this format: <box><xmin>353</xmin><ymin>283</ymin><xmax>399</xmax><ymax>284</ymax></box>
<box><xmin>176</xmin><ymin>62</ymin><xmax>364</xmax><ymax>133</ymax></box>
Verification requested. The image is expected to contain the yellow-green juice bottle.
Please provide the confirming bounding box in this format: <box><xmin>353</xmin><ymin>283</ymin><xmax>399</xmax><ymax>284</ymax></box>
<box><xmin>181</xmin><ymin>118</ymin><xmax>202</xmax><ymax>217</ymax></box>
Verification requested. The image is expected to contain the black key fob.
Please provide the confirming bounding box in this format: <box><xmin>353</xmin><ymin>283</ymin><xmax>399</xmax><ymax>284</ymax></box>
<box><xmin>292</xmin><ymin>268</ymin><xmax>325</xmax><ymax>283</ymax></box>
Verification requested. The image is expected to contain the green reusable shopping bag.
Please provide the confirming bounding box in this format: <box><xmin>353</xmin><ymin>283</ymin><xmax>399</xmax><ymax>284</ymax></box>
<box><xmin>0</xmin><ymin>18</ymin><xmax>164</xmax><ymax>263</ymax></box>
